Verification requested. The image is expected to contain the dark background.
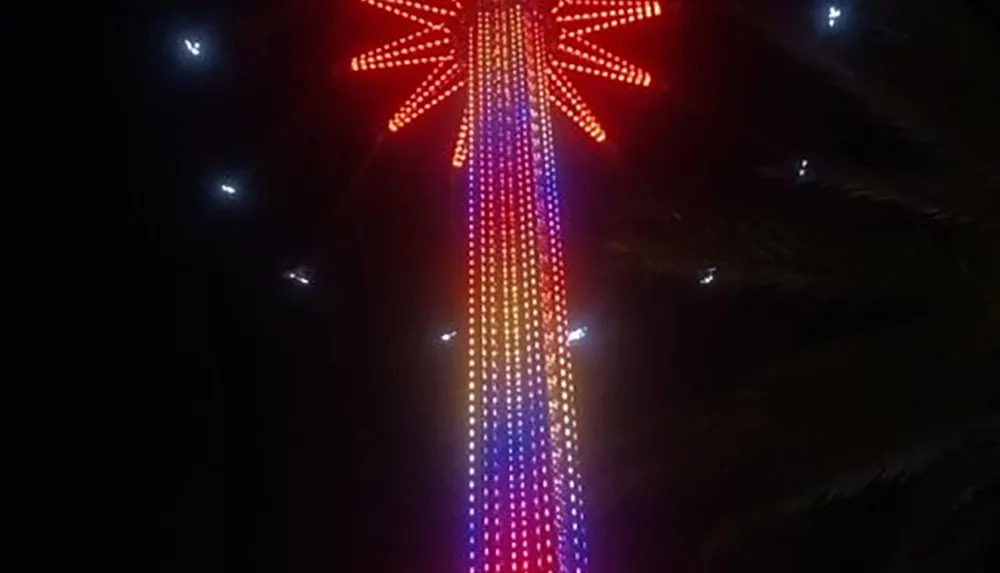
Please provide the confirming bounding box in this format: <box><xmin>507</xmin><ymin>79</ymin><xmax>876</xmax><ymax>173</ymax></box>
<box><xmin>58</xmin><ymin>1</ymin><xmax>998</xmax><ymax>573</ymax></box>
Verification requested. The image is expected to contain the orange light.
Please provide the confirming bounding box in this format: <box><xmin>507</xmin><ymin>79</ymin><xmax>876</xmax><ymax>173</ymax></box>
<box><xmin>386</xmin><ymin>60</ymin><xmax>462</xmax><ymax>133</ymax></box>
<box><xmin>560</xmin><ymin>3</ymin><xmax>660</xmax><ymax>39</ymax></box>
<box><xmin>353</xmin><ymin>36</ymin><xmax>452</xmax><ymax>71</ymax></box>
<box><xmin>452</xmin><ymin>107</ymin><xmax>470</xmax><ymax>167</ymax></box>
<box><xmin>546</xmin><ymin>67</ymin><xmax>607</xmax><ymax>142</ymax></box>
<box><xmin>362</xmin><ymin>0</ymin><xmax>453</xmax><ymax>30</ymax></box>
<box><xmin>558</xmin><ymin>36</ymin><xmax>653</xmax><ymax>87</ymax></box>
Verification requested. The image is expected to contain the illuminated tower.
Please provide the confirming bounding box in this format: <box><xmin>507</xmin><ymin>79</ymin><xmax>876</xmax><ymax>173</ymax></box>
<box><xmin>351</xmin><ymin>2</ymin><xmax>663</xmax><ymax>572</ymax></box>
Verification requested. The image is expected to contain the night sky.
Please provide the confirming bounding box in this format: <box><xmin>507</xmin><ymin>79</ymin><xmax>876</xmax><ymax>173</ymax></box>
<box><xmin>58</xmin><ymin>1</ymin><xmax>964</xmax><ymax>572</ymax></box>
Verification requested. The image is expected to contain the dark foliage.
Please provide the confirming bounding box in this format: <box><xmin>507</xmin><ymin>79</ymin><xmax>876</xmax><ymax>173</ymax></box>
<box><xmin>602</xmin><ymin>1</ymin><xmax>1000</xmax><ymax>570</ymax></box>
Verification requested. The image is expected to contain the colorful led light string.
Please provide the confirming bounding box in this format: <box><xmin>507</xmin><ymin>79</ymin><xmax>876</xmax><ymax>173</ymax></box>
<box><xmin>352</xmin><ymin>2</ymin><xmax>663</xmax><ymax>572</ymax></box>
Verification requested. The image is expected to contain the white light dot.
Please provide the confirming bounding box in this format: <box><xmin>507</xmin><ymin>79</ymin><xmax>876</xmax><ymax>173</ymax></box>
<box><xmin>184</xmin><ymin>39</ymin><xmax>202</xmax><ymax>56</ymax></box>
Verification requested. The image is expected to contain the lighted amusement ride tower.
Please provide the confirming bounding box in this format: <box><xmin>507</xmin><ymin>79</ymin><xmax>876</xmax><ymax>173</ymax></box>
<box><xmin>352</xmin><ymin>2</ymin><xmax>664</xmax><ymax>572</ymax></box>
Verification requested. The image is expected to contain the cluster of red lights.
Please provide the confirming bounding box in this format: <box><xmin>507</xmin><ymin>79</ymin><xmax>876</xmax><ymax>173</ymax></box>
<box><xmin>352</xmin><ymin>0</ymin><xmax>664</xmax><ymax>163</ymax></box>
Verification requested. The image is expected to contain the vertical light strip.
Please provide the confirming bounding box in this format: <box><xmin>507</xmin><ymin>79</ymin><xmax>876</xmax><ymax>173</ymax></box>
<box><xmin>484</xmin><ymin>7</ymin><xmax>499</xmax><ymax>570</ymax></box>
<box><xmin>466</xmin><ymin>10</ymin><xmax>482</xmax><ymax>573</ymax></box>
<box><xmin>466</xmin><ymin>3</ymin><xmax>593</xmax><ymax>573</ymax></box>
<box><xmin>497</xmin><ymin>6</ymin><xmax>516</xmax><ymax>572</ymax></box>
<box><xmin>512</xmin><ymin>8</ymin><xmax>541</xmax><ymax>573</ymax></box>
<box><xmin>521</xmin><ymin>10</ymin><xmax>555</xmax><ymax>573</ymax></box>
<box><xmin>534</xmin><ymin>6</ymin><xmax>589</xmax><ymax>572</ymax></box>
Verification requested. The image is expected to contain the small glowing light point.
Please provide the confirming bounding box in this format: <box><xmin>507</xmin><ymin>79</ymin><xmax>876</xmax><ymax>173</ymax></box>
<box><xmin>828</xmin><ymin>6</ymin><xmax>842</xmax><ymax>28</ymax></box>
<box><xmin>220</xmin><ymin>184</ymin><xmax>237</xmax><ymax>196</ymax></box>
<box><xmin>797</xmin><ymin>158</ymin><xmax>812</xmax><ymax>180</ymax></box>
<box><xmin>699</xmin><ymin>266</ymin><xmax>717</xmax><ymax>285</ymax></box>
<box><xmin>184</xmin><ymin>39</ymin><xmax>202</xmax><ymax>56</ymax></box>
<box><xmin>284</xmin><ymin>267</ymin><xmax>312</xmax><ymax>286</ymax></box>
<box><xmin>441</xmin><ymin>330</ymin><xmax>459</xmax><ymax>342</ymax></box>
<box><xmin>567</xmin><ymin>326</ymin><xmax>588</xmax><ymax>345</ymax></box>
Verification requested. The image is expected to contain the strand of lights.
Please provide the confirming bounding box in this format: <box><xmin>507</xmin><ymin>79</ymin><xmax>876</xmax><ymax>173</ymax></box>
<box><xmin>379</xmin><ymin>0</ymin><xmax>457</xmax><ymax>18</ymax></box>
<box><xmin>548</xmin><ymin>88</ymin><xmax>605</xmax><ymax>143</ymax></box>
<box><xmin>531</xmin><ymin>4</ymin><xmax>589</xmax><ymax>571</ymax></box>
<box><xmin>498</xmin><ymin>9</ymin><xmax>518</xmax><ymax>566</ymax></box>
<box><xmin>478</xmin><ymin>8</ymin><xmax>500</xmax><ymax>570</ymax></box>
<box><xmin>558</xmin><ymin>37</ymin><xmax>653</xmax><ymax>86</ymax></box>
<box><xmin>453</xmin><ymin>106</ymin><xmax>471</xmax><ymax>167</ymax></box>
<box><xmin>546</xmin><ymin>67</ymin><xmax>602</xmax><ymax>127</ymax></box>
<box><xmin>512</xmin><ymin>7</ymin><xmax>536</xmax><ymax>571</ymax></box>
<box><xmin>512</xmin><ymin>9</ymin><xmax>543</xmax><ymax>571</ymax></box>
<box><xmin>561</xmin><ymin>1</ymin><xmax>661</xmax><ymax>38</ymax></box>
<box><xmin>359</xmin><ymin>53</ymin><xmax>455</xmax><ymax>72</ymax></box>
<box><xmin>351</xmin><ymin>27</ymin><xmax>441</xmax><ymax>69</ymax></box>
<box><xmin>538</xmin><ymin>8</ymin><xmax>591</xmax><ymax>565</ymax></box>
<box><xmin>361</xmin><ymin>0</ymin><xmax>454</xmax><ymax>31</ymax></box>
<box><xmin>387</xmin><ymin>59</ymin><xmax>451</xmax><ymax>120</ymax></box>
<box><xmin>388</xmin><ymin>60</ymin><xmax>463</xmax><ymax>131</ymax></box>
<box><xmin>555</xmin><ymin>3</ymin><xmax>655</xmax><ymax>23</ymax></box>
<box><xmin>466</xmin><ymin>10</ymin><xmax>483</xmax><ymax>573</ymax></box>
<box><xmin>389</xmin><ymin>76</ymin><xmax>464</xmax><ymax>132</ymax></box>
<box><xmin>552</xmin><ymin>58</ymin><xmax>650</xmax><ymax>87</ymax></box>
<box><xmin>351</xmin><ymin>35</ymin><xmax>452</xmax><ymax>71</ymax></box>
<box><xmin>567</xmin><ymin>0</ymin><xmax>652</xmax><ymax>7</ymax></box>
<box><xmin>546</xmin><ymin>68</ymin><xmax>607</xmax><ymax>142</ymax></box>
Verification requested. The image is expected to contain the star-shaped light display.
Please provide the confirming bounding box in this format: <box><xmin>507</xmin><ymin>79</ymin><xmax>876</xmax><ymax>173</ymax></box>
<box><xmin>352</xmin><ymin>0</ymin><xmax>665</xmax><ymax>166</ymax></box>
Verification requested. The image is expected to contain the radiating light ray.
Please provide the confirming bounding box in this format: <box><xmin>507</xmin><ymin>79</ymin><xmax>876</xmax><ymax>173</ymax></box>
<box><xmin>387</xmin><ymin>59</ymin><xmax>460</xmax><ymax>130</ymax></box>
<box><xmin>560</xmin><ymin>1</ymin><xmax>661</xmax><ymax>38</ymax></box>
<box><xmin>351</xmin><ymin>28</ymin><xmax>450</xmax><ymax>71</ymax></box>
<box><xmin>361</xmin><ymin>0</ymin><xmax>455</xmax><ymax>30</ymax></box>
<box><xmin>546</xmin><ymin>67</ymin><xmax>606</xmax><ymax>142</ymax></box>
<box><xmin>360</xmin><ymin>53</ymin><xmax>456</xmax><ymax>71</ymax></box>
<box><xmin>452</xmin><ymin>106</ymin><xmax>470</xmax><ymax>167</ymax></box>
<box><xmin>556</xmin><ymin>3</ymin><xmax>652</xmax><ymax>22</ymax></box>
<box><xmin>382</xmin><ymin>0</ymin><xmax>457</xmax><ymax>17</ymax></box>
<box><xmin>552</xmin><ymin>58</ymin><xmax>647</xmax><ymax>86</ymax></box>
<box><xmin>389</xmin><ymin>76</ymin><xmax>464</xmax><ymax>132</ymax></box>
<box><xmin>558</xmin><ymin>36</ymin><xmax>652</xmax><ymax>86</ymax></box>
<box><xmin>567</xmin><ymin>0</ymin><xmax>651</xmax><ymax>7</ymax></box>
